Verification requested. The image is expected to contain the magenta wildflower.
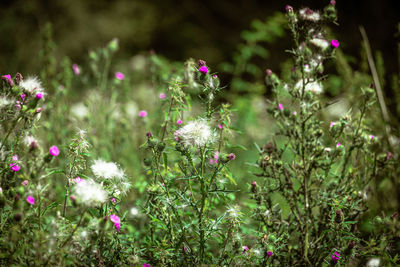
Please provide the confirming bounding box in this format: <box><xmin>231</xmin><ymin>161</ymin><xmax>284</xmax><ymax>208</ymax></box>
<box><xmin>21</xmin><ymin>94</ymin><xmax>26</xmax><ymax>101</ymax></box>
<box><xmin>49</xmin><ymin>146</ymin><xmax>60</xmax><ymax>156</ymax></box>
<box><xmin>177</xmin><ymin>119</ymin><xmax>183</xmax><ymax>125</ymax></box>
<box><xmin>267</xmin><ymin>251</ymin><xmax>273</xmax><ymax>257</ymax></box>
<box><xmin>278</xmin><ymin>103</ymin><xmax>284</xmax><ymax>111</ymax></box>
<box><xmin>111</xmin><ymin>198</ymin><xmax>116</xmax><ymax>204</ymax></box>
<box><xmin>330</xmin><ymin>0</ymin><xmax>336</xmax><ymax>5</ymax></box>
<box><xmin>198</xmin><ymin>59</ymin><xmax>206</xmax><ymax>66</ymax></box>
<box><xmin>199</xmin><ymin>65</ymin><xmax>208</xmax><ymax>74</ymax></box>
<box><xmin>72</xmin><ymin>64</ymin><xmax>80</xmax><ymax>75</ymax></box>
<box><xmin>146</xmin><ymin>131</ymin><xmax>153</xmax><ymax>138</ymax></box>
<box><xmin>331</xmin><ymin>39</ymin><xmax>339</xmax><ymax>48</ymax></box>
<box><xmin>35</xmin><ymin>93</ymin><xmax>43</xmax><ymax>99</ymax></box>
<box><xmin>228</xmin><ymin>153</ymin><xmax>236</xmax><ymax>161</ymax></box>
<box><xmin>2</xmin><ymin>74</ymin><xmax>13</xmax><ymax>86</ymax></box>
<box><xmin>110</xmin><ymin>214</ymin><xmax>121</xmax><ymax>224</ymax></box>
<box><xmin>266</xmin><ymin>69</ymin><xmax>272</xmax><ymax>76</ymax></box>
<box><xmin>159</xmin><ymin>93</ymin><xmax>166</xmax><ymax>99</ymax></box>
<box><xmin>26</xmin><ymin>195</ymin><xmax>35</xmax><ymax>205</ymax></box>
<box><xmin>369</xmin><ymin>135</ymin><xmax>374</xmax><ymax>140</ymax></box>
<box><xmin>209</xmin><ymin>151</ymin><xmax>220</xmax><ymax>165</ymax></box>
<box><xmin>74</xmin><ymin>176</ymin><xmax>85</xmax><ymax>184</ymax></box>
<box><xmin>293</xmin><ymin>111</ymin><xmax>297</xmax><ymax>115</ymax></box>
<box><xmin>331</xmin><ymin>252</ymin><xmax>340</xmax><ymax>264</ymax></box>
<box><xmin>9</xmin><ymin>163</ymin><xmax>20</xmax><ymax>172</ymax></box>
<box><xmin>285</xmin><ymin>5</ymin><xmax>293</xmax><ymax>12</ymax></box>
<box><xmin>115</xmin><ymin>72</ymin><xmax>125</xmax><ymax>80</ymax></box>
<box><xmin>36</xmin><ymin>107</ymin><xmax>42</xmax><ymax>113</ymax></box>
<box><xmin>336</xmin><ymin>142</ymin><xmax>341</xmax><ymax>148</ymax></box>
<box><xmin>212</xmin><ymin>74</ymin><xmax>218</xmax><ymax>79</ymax></box>
<box><xmin>330</xmin><ymin>121</ymin><xmax>336</xmax><ymax>128</ymax></box>
<box><xmin>142</xmin><ymin>264</ymin><xmax>153</xmax><ymax>267</ymax></box>
<box><xmin>139</xmin><ymin>110</ymin><xmax>148</xmax><ymax>117</ymax></box>
<box><xmin>114</xmin><ymin>223</ymin><xmax>121</xmax><ymax>231</ymax></box>
<box><xmin>12</xmin><ymin>155</ymin><xmax>18</xmax><ymax>161</ymax></box>
<box><xmin>218</xmin><ymin>124</ymin><xmax>223</xmax><ymax>129</ymax></box>
<box><xmin>242</xmin><ymin>246</ymin><xmax>249</xmax><ymax>254</ymax></box>
<box><xmin>22</xmin><ymin>180</ymin><xmax>28</xmax><ymax>186</ymax></box>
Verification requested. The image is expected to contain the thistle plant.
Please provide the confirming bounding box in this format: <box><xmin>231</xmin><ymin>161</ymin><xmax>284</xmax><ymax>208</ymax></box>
<box><xmin>141</xmin><ymin>59</ymin><xmax>242</xmax><ymax>265</ymax></box>
<box><xmin>250</xmin><ymin>3</ymin><xmax>393</xmax><ymax>266</ymax></box>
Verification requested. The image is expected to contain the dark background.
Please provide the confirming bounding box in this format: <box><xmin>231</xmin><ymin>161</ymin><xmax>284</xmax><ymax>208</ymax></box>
<box><xmin>0</xmin><ymin>0</ymin><xmax>399</xmax><ymax>78</ymax></box>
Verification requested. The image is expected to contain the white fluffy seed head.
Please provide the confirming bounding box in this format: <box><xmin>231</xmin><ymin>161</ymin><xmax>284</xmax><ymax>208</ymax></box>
<box><xmin>309</xmin><ymin>38</ymin><xmax>329</xmax><ymax>50</ymax></box>
<box><xmin>175</xmin><ymin>119</ymin><xmax>216</xmax><ymax>147</ymax></box>
<box><xmin>295</xmin><ymin>80</ymin><xmax>323</xmax><ymax>94</ymax></box>
<box><xmin>91</xmin><ymin>159</ymin><xmax>125</xmax><ymax>180</ymax></box>
<box><xmin>19</xmin><ymin>77</ymin><xmax>45</xmax><ymax>94</ymax></box>
<box><xmin>366</xmin><ymin>258</ymin><xmax>380</xmax><ymax>267</ymax></box>
<box><xmin>0</xmin><ymin>96</ymin><xmax>12</xmax><ymax>108</ymax></box>
<box><xmin>74</xmin><ymin>180</ymin><xmax>107</xmax><ymax>206</ymax></box>
<box><xmin>299</xmin><ymin>8</ymin><xmax>321</xmax><ymax>22</ymax></box>
<box><xmin>71</xmin><ymin>103</ymin><xmax>89</xmax><ymax>119</ymax></box>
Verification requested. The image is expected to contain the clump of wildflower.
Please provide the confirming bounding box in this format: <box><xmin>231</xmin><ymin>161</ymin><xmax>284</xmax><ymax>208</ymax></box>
<box><xmin>19</xmin><ymin>77</ymin><xmax>44</xmax><ymax>94</ymax></box>
<box><xmin>209</xmin><ymin>151</ymin><xmax>219</xmax><ymax>165</ymax></box>
<box><xmin>267</xmin><ymin>251</ymin><xmax>273</xmax><ymax>257</ymax></box>
<box><xmin>74</xmin><ymin>176</ymin><xmax>85</xmax><ymax>184</ymax></box>
<box><xmin>72</xmin><ymin>64</ymin><xmax>80</xmax><ymax>75</ymax></box>
<box><xmin>74</xmin><ymin>180</ymin><xmax>107</xmax><ymax>206</ymax></box>
<box><xmin>139</xmin><ymin>110</ymin><xmax>148</xmax><ymax>117</ymax></box>
<box><xmin>242</xmin><ymin>246</ymin><xmax>249</xmax><ymax>254</ymax></box>
<box><xmin>278</xmin><ymin>103</ymin><xmax>284</xmax><ymax>111</ymax></box>
<box><xmin>159</xmin><ymin>93</ymin><xmax>166</xmax><ymax>99</ymax></box>
<box><xmin>115</xmin><ymin>72</ymin><xmax>125</xmax><ymax>80</ymax></box>
<box><xmin>26</xmin><ymin>195</ymin><xmax>35</xmax><ymax>205</ymax></box>
<box><xmin>35</xmin><ymin>92</ymin><xmax>44</xmax><ymax>99</ymax></box>
<box><xmin>49</xmin><ymin>146</ymin><xmax>60</xmax><ymax>157</ymax></box>
<box><xmin>295</xmin><ymin>80</ymin><xmax>323</xmax><ymax>94</ymax></box>
<box><xmin>91</xmin><ymin>159</ymin><xmax>125</xmax><ymax>180</ymax></box>
<box><xmin>175</xmin><ymin>119</ymin><xmax>216</xmax><ymax>147</ymax></box>
<box><xmin>22</xmin><ymin>180</ymin><xmax>28</xmax><ymax>186</ymax></box>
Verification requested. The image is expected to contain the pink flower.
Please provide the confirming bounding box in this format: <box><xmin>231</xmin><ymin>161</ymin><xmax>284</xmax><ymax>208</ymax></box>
<box><xmin>159</xmin><ymin>93</ymin><xmax>166</xmax><ymax>99</ymax></box>
<box><xmin>139</xmin><ymin>110</ymin><xmax>148</xmax><ymax>117</ymax></box>
<box><xmin>279</xmin><ymin>103</ymin><xmax>284</xmax><ymax>111</ymax></box>
<box><xmin>26</xmin><ymin>195</ymin><xmax>35</xmax><ymax>205</ymax></box>
<box><xmin>12</xmin><ymin>155</ymin><xmax>18</xmax><ymax>161</ymax></box>
<box><xmin>228</xmin><ymin>153</ymin><xmax>236</xmax><ymax>161</ymax></box>
<box><xmin>218</xmin><ymin>124</ymin><xmax>223</xmax><ymax>129</ymax></box>
<box><xmin>177</xmin><ymin>119</ymin><xmax>183</xmax><ymax>125</ymax></box>
<box><xmin>22</xmin><ymin>180</ymin><xmax>28</xmax><ymax>186</ymax></box>
<box><xmin>330</xmin><ymin>121</ymin><xmax>336</xmax><ymax>128</ymax></box>
<box><xmin>111</xmin><ymin>198</ymin><xmax>116</xmax><ymax>204</ymax></box>
<box><xmin>199</xmin><ymin>66</ymin><xmax>208</xmax><ymax>74</ymax></box>
<box><xmin>35</xmin><ymin>93</ymin><xmax>43</xmax><ymax>99</ymax></box>
<box><xmin>49</xmin><ymin>146</ymin><xmax>60</xmax><ymax>156</ymax></box>
<box><xmin>9</xmin><ymin>163</ymin><xmax>20</xmax><ymax>172</ymax></box>
<box><xmin>285</xmin><ymin>5</ymin><xmax>293</xmax><ymax>12</ymax></box>
<box><xmin>21</xmin><ymin>94</ymin><xmax>26</xmax><ymax>101</ymax></box>
<box><xmin>115</xmin><ymin>72</ymin><xmax>125</xmax><ymax>80</ymax></box>
<box><xmin>72</xmin><ymin>64</ymin><xmax>80</xmax><ymax>75</ymax></box>
<box><xmin>212</xmin><ymin>74</ymin><xmax>218</xmax><ymax>79</ymax></box>
<box><xmin>331</xmin><ymin>252</ymin><xmax>340</xmax><ymax>264</ymax></box>
<box><xmin>74</xmin><ymin>176</ymin><xmax>85</xmax><ymax>184</ymax></box>
<box><xmin>331</xmin><ymin>39</ymin><xmax>339</xmax><ymax>48</ymax></box>
<box><xmin>114</xmin><ymin>223</ymin><xmax>121</xmax><ymax>231</ymax></box>
<box><xmin>266</xmin><ymin>69</ymin><xmax>272</xmax><ymax>76</ymax></box>
<box><xmin>293</xmin><ymin>111</ymin><xmax>297</xmax><ymax>115</ymax></box>
<box><xmin>110</xmin><ymin>214</ymin><xmax>121</xmax><ymax>224</ymax></box>
<box><xmin>267</xmin><ymin>251</ymin><xmax>274</xmax><ymax>257</ymax></box>
<box><xmin>336</xmin><ymin>142</ymin><xmax>341</xmax><ymax>148</ymax></box>
<box><xmin>2</xmin><ymin>74</ymin><xmax>13</xmax><ymax>86</ymax></box>
<box><xmin>142</xmin><ymin>264</ymin><xmax>153</xmax><ymax>267</ymax></box>
<box><xmin>242</xmin><ymin>246</ymin><xmax>249</xmax><ymax>254</ymax></box>
<box><xmin>369</xmin><ymin>135</ymin><xmax>374</xmax><ymax>140</ymax></box>
<box><xmin>209</xmin><ymin>151</ymin><xmax>220</xmax><ymax>165</ymax></box>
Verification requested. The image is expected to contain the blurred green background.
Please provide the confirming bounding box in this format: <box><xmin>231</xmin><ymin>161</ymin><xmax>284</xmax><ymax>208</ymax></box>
<box><xmin>1</xmin><ymin>0</ymin><xmax>399</xmax><ymax>86</ymax></box>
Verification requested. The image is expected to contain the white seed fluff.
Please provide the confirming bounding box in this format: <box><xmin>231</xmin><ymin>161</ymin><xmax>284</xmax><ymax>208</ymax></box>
<box><xmin>19</xmin><ymin>77</ymin><xmax>45</xmax><ymax>94</ymax></box>
<box><xmin>366</xmin><ymin>258</ymin><xmax>380</xmax><ymax>267</ymax></box>
<box><xmin>310</xmin><ymin>38</ymin><xmax>329</xmax><ymax>50</ymax></box>
<box><xmin>295</xmin><ymin>80</ymin><xmax>323</xmax><ymax>94</ymax></box>
<box><xmin>175</xmin><ymin>119</ymin><xmax>216</xmax><ymax>147</ymax></box>
<box><xmin>91</xmin><ymin>159</ymin><xmax>125</xmax><ymax>180</ymax></box>
<box><xmin>74</xmin><ymin>180</ymin><xmax>107</xmax><ymax>206</ymax></box>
